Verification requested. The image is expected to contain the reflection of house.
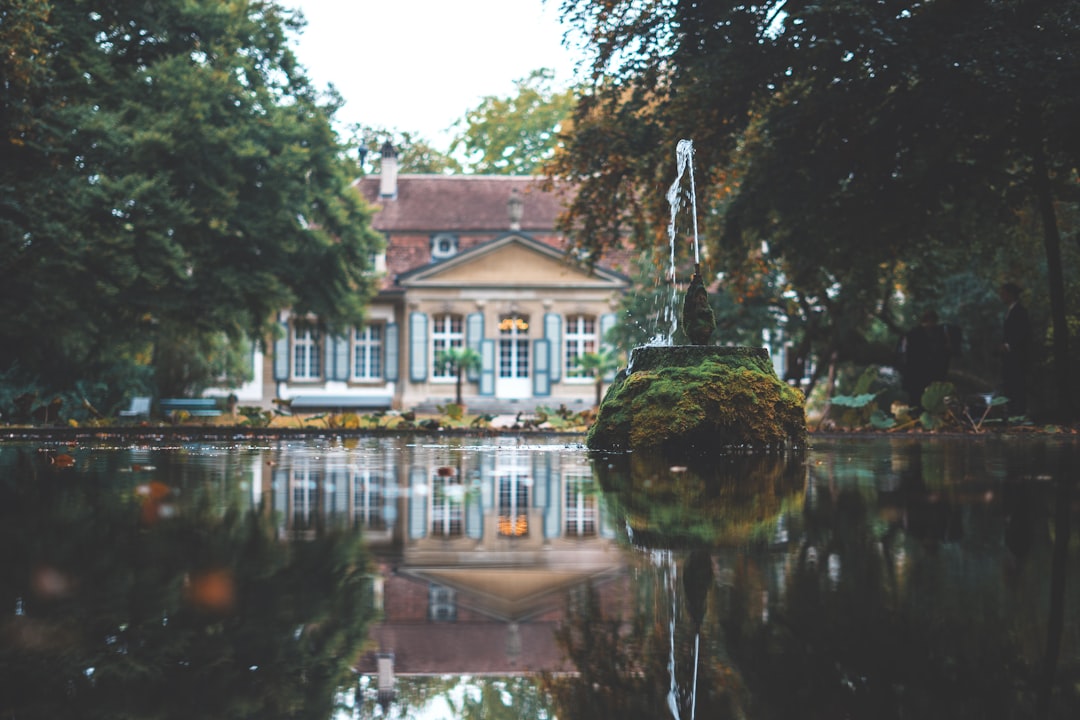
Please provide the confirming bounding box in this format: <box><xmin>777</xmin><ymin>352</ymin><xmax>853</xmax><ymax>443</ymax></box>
<box><xmin>264</xmin><ymin>439</ymin><xmax>628</xmax><ymax>674</ymax></box>
<box><xmin>229</xmin><ymin>144</ymin><xmax>629</xmax><ymax>412</ymax></box>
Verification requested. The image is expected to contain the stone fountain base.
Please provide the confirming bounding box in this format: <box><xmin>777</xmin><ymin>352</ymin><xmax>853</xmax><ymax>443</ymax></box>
<box><xmin>586</xmin><ymin>345</ymin><xmax>806</xmax><ymax>455</ymax></box>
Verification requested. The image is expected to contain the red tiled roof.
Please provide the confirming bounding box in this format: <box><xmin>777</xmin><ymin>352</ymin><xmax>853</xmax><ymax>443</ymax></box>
<box><xmin>356</xmin><ymin>174</ymin><xmax>634</xmax><ymax>291</ymax></box>
<box><xmin>355</xmin><ymin>175</ymin><xmax>567</xmax><ymax>233</ymax></box>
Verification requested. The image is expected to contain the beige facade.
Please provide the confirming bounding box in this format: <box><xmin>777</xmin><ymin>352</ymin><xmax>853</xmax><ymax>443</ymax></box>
<box><xmin>226</xmin><ymin>148</ymin><xmax>630</xmax><ymax>413</ymax></box>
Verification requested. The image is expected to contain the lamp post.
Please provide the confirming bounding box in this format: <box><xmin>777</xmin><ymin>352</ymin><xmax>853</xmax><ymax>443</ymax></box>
<box><xmin>376</xmin><ymin>652</ymin><xmax>395</xmax><ymax>714</ymax></box>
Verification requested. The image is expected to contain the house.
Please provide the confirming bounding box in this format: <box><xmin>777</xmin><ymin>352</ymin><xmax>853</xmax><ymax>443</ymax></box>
<box><xmin>228</xmin><ymin>143</ymin><xmax>629</xmax><ymax>413</ymax></box>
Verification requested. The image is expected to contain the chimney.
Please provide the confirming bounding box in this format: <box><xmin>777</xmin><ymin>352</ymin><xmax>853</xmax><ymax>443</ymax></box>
<box><xmin>379</xmin><ymin>141</ymin><xmax>398</xmax><ymax>199</ymax></box>
<box><xmin>508</xmin><ymin>188</ymin><xmax>524</xmax><ymax>231</ymax></box>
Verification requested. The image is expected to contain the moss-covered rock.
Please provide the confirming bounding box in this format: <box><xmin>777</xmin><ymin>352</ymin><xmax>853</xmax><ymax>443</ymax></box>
<box><xmin>586</xmin><ymin>345</ymin><xmax>806</xmax><ymax>454</ymax></box>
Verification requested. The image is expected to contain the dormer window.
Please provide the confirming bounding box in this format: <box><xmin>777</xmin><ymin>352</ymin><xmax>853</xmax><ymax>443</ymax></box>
<box><xmin>430</xmin><ymin>233</ymin><xmax>458</xmax><ymax>260</ymax></box>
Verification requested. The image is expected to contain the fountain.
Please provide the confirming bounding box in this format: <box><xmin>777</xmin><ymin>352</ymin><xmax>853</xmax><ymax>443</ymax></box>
<box><xmin>587</xmin><ymin>141</ymin><xmax>806</xmax><ymax>455</ymax></box>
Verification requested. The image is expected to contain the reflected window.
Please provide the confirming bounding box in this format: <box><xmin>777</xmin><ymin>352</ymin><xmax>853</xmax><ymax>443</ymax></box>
<box><xmin>564</xmin><ymin>475</ymin><xmax>597</xmax><ymax>537</ymax></box>
<box><xmin>290</xmin><ymin>466</ymin><xmax>320</xmax><ymax>530</ymax></box>
<box><xmin>429</xmin><ymin>584</ymin><xmax>457</xmax><ymax>622</ymax></box>
<box><xmin>497</xmin><ymin>474</ymin><xmax>529</xmax><ymax>537</ymax></box>
<box><xmin>352</xmin><ymin>469</ymin><xmax>386</xmax><ymax>531</ymax></box>
<box><xmin>431</xmin><ymin>473</ymin><xmax>463</xmax><ymax>537</ymax></box>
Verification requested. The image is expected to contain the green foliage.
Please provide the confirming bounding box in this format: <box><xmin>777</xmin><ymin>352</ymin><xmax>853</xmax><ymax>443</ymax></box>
<box><xmin>435</xmin><ymin>346</ymin><xmax>482</xmax><ymax>406</ymax></box>
<box><xmin>451</xmin><ymin>68</ymin><xmax>577</xmax><ymax>174</ymax></box>
<box><xmin>827</xmin><ymin>367</ymin><xmax>889</xmax><ymax>429</ymax></box>
<box><xmin>238</xmin><ymin>405</ymin><xmax>273</xmax><ymax>428</ymax></box>
<box><xmin>552</xmin><ymin>0</ymin><xmax>1080</xmax><ymax>419</ymax></box>
<box><xmin>574</xmin><ymin>348</ymin><xmax>621</xmax><ymax>406</ymax></box>
<box><xmin>436</xmin><ymin>402</ymin><xmax>466</xmax><ymax>422</ymax></box>
<box><xmin>0</xmin><ymin>444</ymin><xmax>375</xmax><ymax>719</ymax></box>
<box><xmin>153</xmin><ymin>328</ymin><xmax>255</xmax><ymax>398</ymax></box>
<box><xmin>1</xmin><ymin>0</ymin><xmax>382</xmax><ymax>401</ymax></box>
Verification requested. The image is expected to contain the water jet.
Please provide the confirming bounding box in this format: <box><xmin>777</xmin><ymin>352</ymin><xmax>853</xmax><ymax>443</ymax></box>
<box><xmin>587</xmin><ymin>141</ymin><xmax>806</xmax><ymax>455</ymax></box>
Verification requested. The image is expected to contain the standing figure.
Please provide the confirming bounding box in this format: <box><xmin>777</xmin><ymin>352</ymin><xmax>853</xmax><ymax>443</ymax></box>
<box><xmin>897</xmin><ymin>310</ymin><xmax>951</xmax><ymax>410</ymax></box>
<box><xmin>682</xmin><ymin>263</ymin><xmax>715</xmax><ymax>345</ymax></box>
<box><xmin>999</xmin><ymin>282</ymin><xmax>1030</xmax><ymax>416</ymax></box>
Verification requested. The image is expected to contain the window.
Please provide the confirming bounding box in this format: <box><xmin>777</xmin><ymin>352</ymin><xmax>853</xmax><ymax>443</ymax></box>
<box><xmin>429</xmin><ymin>584</ymin><xmax>457</xmax><ymax>622</ymax></box>
<box><xmin>366</xmin><ymin>251</ymin><xmax>387</xmax><ymax>274</ymax></box>
<box><xmin>565</xmin><ymin>475</ymin><xmax>597</xmax><ymax>537</ymax></box>
<box><xmin>353</xmin><ymin>324</ymin><xmax>383</xmax><ymax>380</ymax></box>
<box><xmin>290</xmin><ymin>465</ymin><xmax>320</xmax><ymax>532</ymax></box>
<box><xmin>497</xmin><ymin>476</ymin><xmax>529</xmax><ymax>536</ymax></box>
<box><xmin>497</xmin><ymin>453</ymin><xmax>530</xmax><ymax>537</ymax></box>
<box><xmin>430</xmin><ymin>233</ymin><xmax>458</xmax><ymax>260</ymax></box>
<box><xmin>498</xmin><ymin>315</ymin><xmax>529</xmax><ymax>379</ymax></box>
<box><xmin>431</xmin><ymin>473</ymin><xmax>463</xmax><ymax>537</ymax></box>
<box><xmin>564</xmin><ymin>315</ymin><xmax>597</xmax><ymax>379</ymax></box>
<box><xmin>292</xmin><ymin>325</ymin><xmax>321</xmax><ymax>380</ymax></box>
<box><xmin>352</xmin><ymin>469</ymin><xmax>387</xmax><ymax>531</ymax></box>
<box><xmin>432</xmin><ymin>314</ymin><xmax>464</xmax><ymax>380</ymax></box>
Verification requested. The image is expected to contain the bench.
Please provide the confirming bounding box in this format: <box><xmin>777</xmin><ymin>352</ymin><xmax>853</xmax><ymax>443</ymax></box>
<box><xmin>288</xmin><ymin>395</ymin><xmax>393</xmax><ymax>411</ymax></box>
<box><xmin>159</xmin><ymin>398</ymin><xmax>222</xmax><ymax>417</ymax></box>
<box><xmin>118</xmin><ymin>396</ymin><xmax>151</xmax><ymax>418</ymax></box>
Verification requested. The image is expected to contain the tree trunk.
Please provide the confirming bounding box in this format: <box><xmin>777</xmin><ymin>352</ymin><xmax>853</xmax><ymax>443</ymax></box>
<box><xmin>1031</xmin><ymin>134</ymin><xmax>1073</xmax><ymax>421</ymax></box>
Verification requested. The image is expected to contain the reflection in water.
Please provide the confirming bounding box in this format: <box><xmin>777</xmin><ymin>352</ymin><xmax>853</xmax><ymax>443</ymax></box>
<box><xmin>2</xmin><ymin>437</ymin><xmax>1078</xmax><ymax>718</ymax></box>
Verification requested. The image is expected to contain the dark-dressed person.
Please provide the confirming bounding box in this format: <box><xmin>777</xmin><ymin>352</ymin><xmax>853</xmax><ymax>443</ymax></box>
<box><xmin>897</xmin><ymin>310</ymin><xmax>951</xmax><ymax>410</ymax></box>
<box><xmin>999</xmin><ymin>282</ymin><xmax>1031</xmax><ymax>416</ymax></box>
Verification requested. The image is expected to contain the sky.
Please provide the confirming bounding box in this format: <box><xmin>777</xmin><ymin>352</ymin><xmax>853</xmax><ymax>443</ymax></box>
<box><xmin>284</xmin><ymin>0</ymin><xmax>587</xmax><ymax>150</ymax></box>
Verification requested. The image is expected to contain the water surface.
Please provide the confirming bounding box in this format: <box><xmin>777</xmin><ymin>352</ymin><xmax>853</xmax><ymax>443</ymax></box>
<box><xmin>2</xmin><ymin>435</ymin><xmax>1077</xmax><ymax>718</ymax></box>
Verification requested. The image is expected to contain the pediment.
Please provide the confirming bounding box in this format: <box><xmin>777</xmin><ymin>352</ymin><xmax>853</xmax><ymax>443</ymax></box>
<box><xmin>407</xmin><ymin>567</ymin><xmax>615</xmax><ymax>621</ymax></box>
<box><xmin>398</xmin><ymin>234</ymin><xmax>626</xmax><ymax>289</ymax></box>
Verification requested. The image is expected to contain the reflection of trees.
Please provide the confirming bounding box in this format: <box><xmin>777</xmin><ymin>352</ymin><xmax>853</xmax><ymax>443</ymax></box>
<box><xmin>543</xmin><ymin>567</ymin><xmax>746</xmax><ymax>719</ymax></box>
<box><xmin>0</xmin><ymin>447</ymin><xmax>374</xmax><ymax>719</ymax></box>
<box><xmin>352</xmin><ymin>676</ymin><xmax>554</xmax><ymax>719</ymax></box>
<box><xmin>722</xmin><ymin>441</ymin><xmax>1080</xmax><ymax>719</ymax></box>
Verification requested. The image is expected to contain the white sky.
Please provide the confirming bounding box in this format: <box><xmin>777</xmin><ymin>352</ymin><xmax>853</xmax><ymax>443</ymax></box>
<box><xmin>284</xmin><ymin>0</ymin><xmax>586</xmax><ymax>150</ymax></box>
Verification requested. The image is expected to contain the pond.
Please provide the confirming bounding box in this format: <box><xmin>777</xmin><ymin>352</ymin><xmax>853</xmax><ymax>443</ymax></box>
<box><xmin>1</xmin><ymin>434</ymin><xmax>1078</xmax><ymax>719</ymax></box>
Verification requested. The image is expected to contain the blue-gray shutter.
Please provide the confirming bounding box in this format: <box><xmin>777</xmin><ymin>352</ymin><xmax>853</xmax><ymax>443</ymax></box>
<box><xmin>384</xmin><ymin>323</ymin><xmax>399</xmax><ymax>382</ymax></box>
<box><xmin>544</xmin><ymin>313</ymin><xmax>562</xmax><ymax>383</ymax></box>
<box><xmin>479</xmin><ymin>339</ymin><xmax>496</xmax><ymax>396</ymax></box>
<box><xmin>330</xmin><ymin>334</ymin><xmax>350</xmax><ymax>381</ymax></box>
<box><xmin>409</xmin><ymin>466</ymin><xmax>427</xmax><ymax>539</ymax></box>
<box><xmin>599</xmin><ymin>313</ymin><xmax>618</xmax><ymax>380</ymax></box>
<box><xmin>326</xmin><ymin>468</ymin><xmax>345</xmax><ymax>514</ymax></box>
<box><xmin>532</xmin><ymin>454</ymin><xmax>559</xmax><ymax>539</ymax></box>
<box><xmin>533</xmin><ymin>339</ymin><xmax>551</xmax><ymax>396</ymax></box>
<box><xmin>273</xmin><ymin>321</ymin><xmax>290</xmax><ymax>381</ymax></box>
<box><xmin>480</xmin><ymin>453</ymin><xmax>496</xmax><ymax>511</ymax></box>
<box><xmin>273</xmin><ymin>467</ymin><xmax>288</xmax><ymax>515</ymax></box>
<box><xmin>466</xmin><ymin>313</ymin><xmax>484</xmax><ymax>382</ymax></box>
<box><xmin>409</xmin><ymin>312</ymin><xmax>428</xmax><ymax>382</ymax></box>
<box><xmin>466</xmin><ymin>490</ymin><xmax>482</xmax><ymax>540</ymax></box>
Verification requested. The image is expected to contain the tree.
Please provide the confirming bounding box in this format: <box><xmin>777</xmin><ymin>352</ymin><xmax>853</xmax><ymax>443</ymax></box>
<box><xmin>435</xmin><ymin>346</ymin><xmax>482</xmax><ymax>406</ymax></box>
<box><xmin>0</xmin><ymin>0</ymin><xmax>383</xmax><ymax>407</ymax></box>
<box><xmin>451</xmin><ymin>68</ymin><xmax>577</xmax><ymax>175</ymax></box>
<box><xmin>575</xmin><ymin>349</ymin><xmax>620</xmax><ymax>407</ymax></box>
<box><xmin>551</xmin><ymin>0</ymin><xmax>1080</xmax><ymax>419</ymax></box>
